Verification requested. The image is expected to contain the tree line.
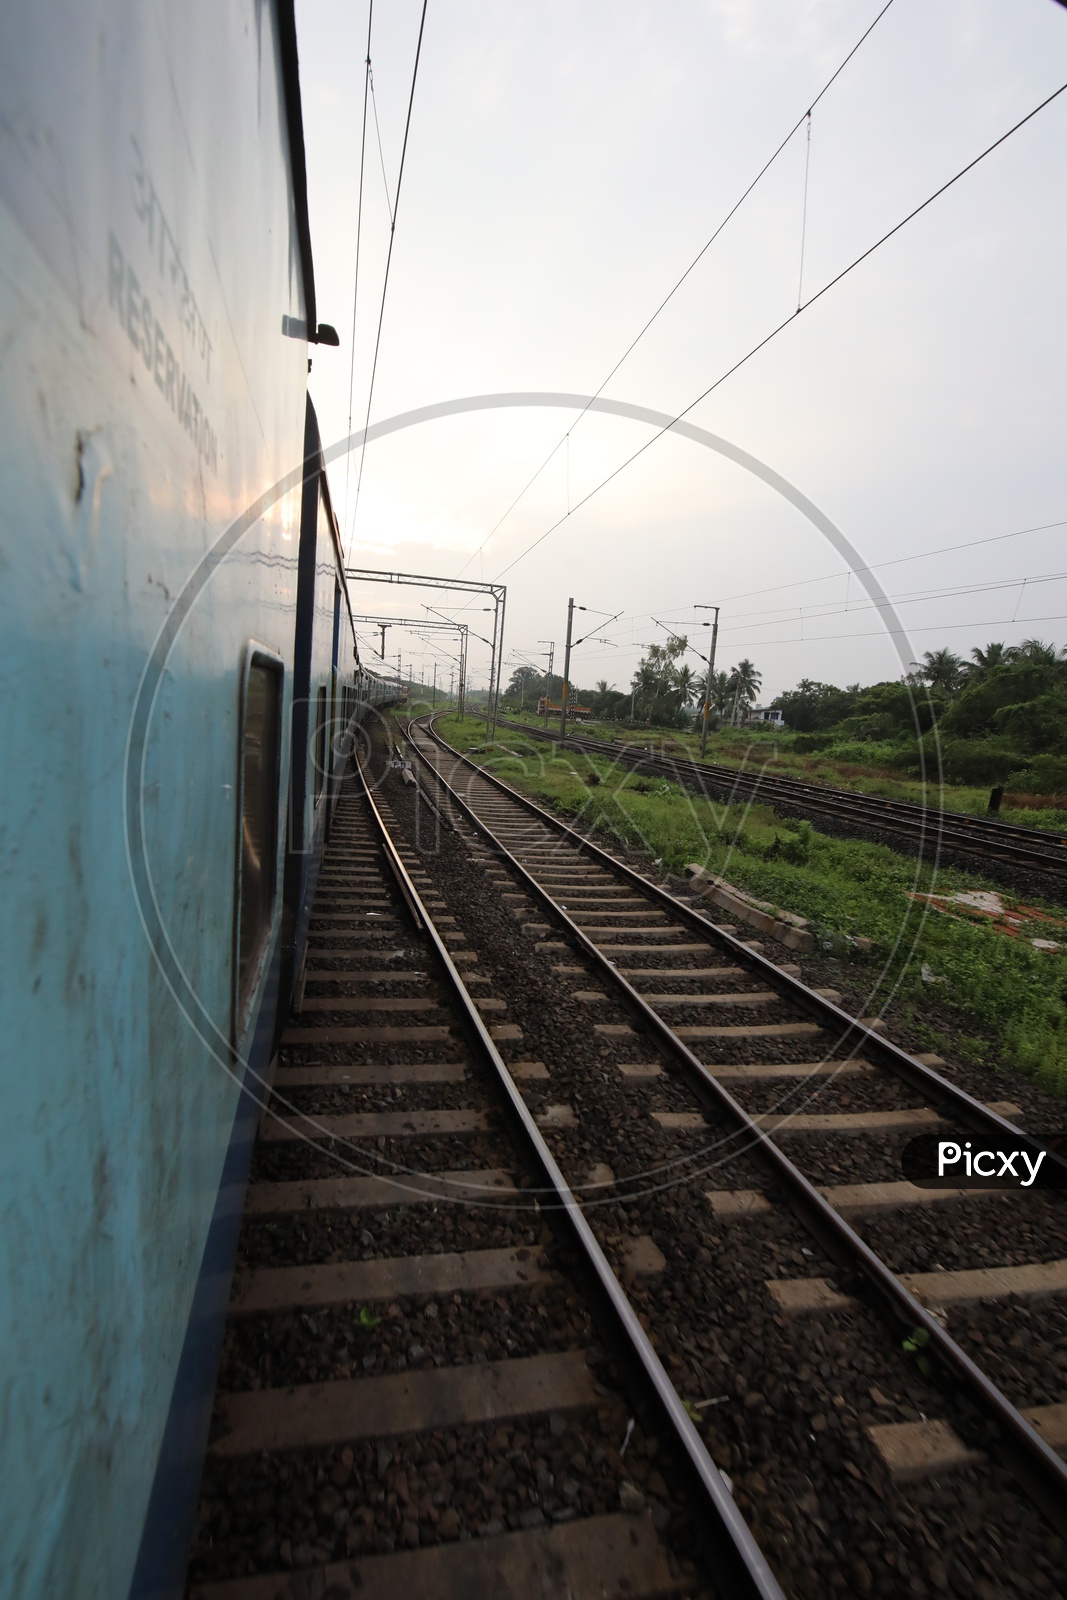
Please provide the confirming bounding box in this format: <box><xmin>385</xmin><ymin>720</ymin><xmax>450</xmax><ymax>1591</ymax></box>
<box><xmin>769</xmin><ymin>639</ymin><xmax>1067</xmax><ymax>791</ymax></box>
<box><xmin>506</xmin><ymin>635</ymin><xmax>1067</xmax><ymax>790</ymax></box>
<box><xmin>506</xmin><ymin>635</ymin><xmax>764</xmax><ymax>728</ymax></box>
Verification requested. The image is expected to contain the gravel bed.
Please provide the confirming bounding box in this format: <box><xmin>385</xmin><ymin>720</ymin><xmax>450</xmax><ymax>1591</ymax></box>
<box><xmin>281</xmin><ymin>1040</ymin><xmax>470</xmax><ymax>1068</ymax></box>
<box><xmin>788</xmin><ymin>952</ymin><xmax>1066</xmax><ymax>1135</ymax></box>
<box><xmin>857</xmin><ymin>1193</ymin><xmax>1067</xmax><ymax>1273</ymax></box>
<box><xmin>239</xmin><ymin>1200</ymin><xmax>540</xmax><ymax>1272</ymax></box>
<box><xmin>389</xmin><ymin>745</ymin><xmax>1067</xmax><ymax>1599</ymax></box>
<box><xmin>251</xmin><ymin>1133</ymin><xmax>514</xmax><ymax>1185</ymax></box>
<box><xmin>283</xmin><ymin>1081</ymin><xmax>485</xmax><ymax>1115</ymax></box>
<box><xmin>195</xmin><ymin>774</ymin><xmax>725</xmax><ymax>1599</ymax></box>
<box><xmin>188</xmin><ymin>1406</ymin><xmax>708</xmax><ymax>1587</ymax></box>
<box><xmin>949</xmin><ymin>1299</ymin><xmax>1067</xmax><ymax>1409</ymax></box>
<box><xmin>769</xmin><ymin>1129</ymin><xmax>931</xmax><ymax>1187</ymax></box>
<box><xmin>217</xmin><ymin>1278</ymin><xmax>596</xmax><ymax>1392</ymax></box>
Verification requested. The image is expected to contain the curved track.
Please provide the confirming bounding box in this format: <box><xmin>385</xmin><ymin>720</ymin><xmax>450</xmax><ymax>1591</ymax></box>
<box><xmin>403</xmin><ymin>714</ymin><xmax>1067</xmax><ymax>1570</ymax></box>
<box><xmin>497</xmin><ymin>718</ymin><xmax>1067</xmax><ymax>881</ymax></box>
<box><xmin>187</xmin><ymin>750</ymin><xmax>781</xmax><ymax>1600</ymax></box>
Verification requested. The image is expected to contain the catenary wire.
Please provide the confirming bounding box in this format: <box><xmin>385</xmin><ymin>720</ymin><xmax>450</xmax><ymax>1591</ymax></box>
<box><xmin>493</xmin><ymin>78</ymin><xmax>1067</xmax><ymax>583</ymax></box>
<box><xmin>341</xmin><ymin>2</ymin><xmax>374</xmax><ymax>551</ymax></box>
<box><xmin>349</xmin><ymin>0</ymin><xmax>430</xmax><ymax>545</ymax></box>
<box><xmin>452</xmin><ymin>0</ymin><xmax>898</xmax><ymax>582</ymax></box>
<box><xmin>712</xmin><ymin>517</ymin><xmax>1067</xmax><ymax>607</ymax></box>
<box><xmin>565</xmin><ymin>569</ymin><xmax>1067</xmax><ymax>658</ymax></box>
<box><xmin>369</xmin><ymin>65</ymin><xmax>394</xmax><ymax>216</ymax></box>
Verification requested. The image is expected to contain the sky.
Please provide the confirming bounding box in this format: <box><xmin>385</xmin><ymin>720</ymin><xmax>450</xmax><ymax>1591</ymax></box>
<box><xmin>295</xmin><ymin>0</ymin><xmax>1067</xmax><ymax>703</ymax></box>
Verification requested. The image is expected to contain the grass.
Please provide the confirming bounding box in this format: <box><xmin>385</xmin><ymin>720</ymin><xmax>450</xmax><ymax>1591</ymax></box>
<box><xmin>497</xmin><ymin>709</ymin><xmax>1067</xmax><ymax>831</ymax></box>
<box><xmin>432</xmin><ymin>712</ymin><xmax>1067</xmax><ymax>1096</ymax></box>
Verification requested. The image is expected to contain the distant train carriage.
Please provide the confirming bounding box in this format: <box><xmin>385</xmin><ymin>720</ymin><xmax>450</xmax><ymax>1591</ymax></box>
<box><xmin>0</xmin><ymin>5</ymin><xmax>393</xmax><ymax>1598</ymax></box>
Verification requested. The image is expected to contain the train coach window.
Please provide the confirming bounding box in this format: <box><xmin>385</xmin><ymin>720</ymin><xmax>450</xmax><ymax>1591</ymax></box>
<box><xmin>314</xmin><ymin>683</ymin><xmax>327</xmax><ymax>802</ymax></box>
<box><xmin>236</xmin><ymin>650</ymin><xmax>283</xmax><ymax>1027</ymax></box>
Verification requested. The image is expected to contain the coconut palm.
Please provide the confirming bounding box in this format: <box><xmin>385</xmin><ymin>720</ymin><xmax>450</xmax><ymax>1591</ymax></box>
<box><xmin>919</xmin><ymin>647</ymin><xmax>964</xmax><ymax>694</ymax></box>
<box><xmin>726</xmin><ymin>658</ymin><xmax>762</xmax><ymax>722</ymax></box>
<box><xmin>969</xmin><ymin>642</ymin><xmax>1008</xmax><ymax>677</ymax></box>
<box><xmin>1007</xmin><ymin>638</ymin><xmax>1060</xmax><ymax>667</ymax></box>
<box><xmin>675</xmin><ymin>664</ymin><xmax>696</xmax><ymax>706</ymax></box>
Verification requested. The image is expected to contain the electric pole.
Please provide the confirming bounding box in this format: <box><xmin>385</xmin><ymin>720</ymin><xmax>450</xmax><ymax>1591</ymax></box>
<box><xmin>696</xmin><ymin>604</ymin><xmax>720</xmax><ymax>759</ymax></box>
<box><xmin>559</xmin><ymin>599</ymin><xmax>575</xmax><ymax>740</ymax></box>
<box><xmin>432</xmin><ymin>662</ymin><xmax>436</xmax><ymax>707</ymax></box>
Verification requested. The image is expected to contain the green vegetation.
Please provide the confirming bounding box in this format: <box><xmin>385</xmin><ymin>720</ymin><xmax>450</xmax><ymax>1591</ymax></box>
<box><xmin>501</xmin><ymin>636</ymin><xmax>1067</xmax><ymax>825</ymax></box>
<box><xmin>771</xmin><ymin>639</ymin><xmax>1067</xmax><ymax>798</ymax></box>
<box><xmin>505</xmin><ymin>640</ymin><xmax>762</xmax><ymax>728</ymax></box>
<box><xmin>436</xmin><ymin>712</ymin><xmax>1067</xmax><ymax>1095</ymax></box>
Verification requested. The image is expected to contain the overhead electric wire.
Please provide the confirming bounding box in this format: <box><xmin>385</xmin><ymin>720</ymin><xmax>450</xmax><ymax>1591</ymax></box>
<box><xmin>704</xmin><ymin>568</ymin><xmax>1067</xmax><ymax>630</ymax></box>
<box><xmin>568</xmin><ymin>570</ymin><xmax>1067</xmax><ymax>658</ymax></box>
<box><xmin>494</xmin><ymin>77</ymin><xmax>1067</xmax><ymax>582</ymax></box>
<box><xmin>699</xmin><ymin>610</ymin><xmax>1067</xmax><ymax>650</ymax></box>
<box><xmin>369</xmin><ymin>65</ymin><xmax>394</xmax><ymax>216</ymax></box>
<box><xmin>712</xmin><ymin>517</ymin><xmax>1067</xmax><ymax>607</ymax></box>
<box><xmin>453</xmin><ymin>0</ymin><xmax>898</xmax><ymax>582</ymax></box>
<box><xmin>341</xmin><ymin>1</ymin><xmax>375</xmax><ymax>553</ymax></box>
<box><xmin>547</xmin><ymin>516</ymin><xmax>1067</xmax><ymax>642</ymax></box>
<box><xmin>349</xmin><ymin>0</ymin><xmax>430</xmax><ymax>544</ymax></box>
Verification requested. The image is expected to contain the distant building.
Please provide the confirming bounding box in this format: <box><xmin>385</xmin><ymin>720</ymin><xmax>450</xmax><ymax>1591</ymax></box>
<box><xmin>749</xmin><ymin>705</ymin><xmax>784</xmax><ymax>727</ymax></box>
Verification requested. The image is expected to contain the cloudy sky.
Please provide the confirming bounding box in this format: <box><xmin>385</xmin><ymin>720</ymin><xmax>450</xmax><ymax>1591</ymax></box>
<box><xmin>295</xmin><ymin>0</ymin><xmax>1067</xmax><ymax>702</ymax></box>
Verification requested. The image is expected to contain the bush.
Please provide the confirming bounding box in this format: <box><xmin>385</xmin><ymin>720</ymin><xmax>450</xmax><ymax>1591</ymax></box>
<box><xmin>1005</xmin><ymin>754</ymin><xmax>1067</xmax><ymax>795</ymax></box>
<box><xmin>932</xmin><ymin>736</ymin><xmax>1025</xmax><ymax>786</ymax></box>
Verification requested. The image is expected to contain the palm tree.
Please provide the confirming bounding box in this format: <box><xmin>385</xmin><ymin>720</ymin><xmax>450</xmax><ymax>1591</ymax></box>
<box><xmin>1007</xmin><ymin>638</ymin><xmax>1060</xmax><ymax>667</ymax></box>
<box><xmin>675</xmin><ymin>664</ymin><xmax>696</xmax><ymax>706</ymax></box>
<box><xmin>702</xmin><ymin>668</ymin><xmax>731</xmax><ymax>716</ymax></box>
<box><xmin>919</xmin><ymin>647</ymin><xmax>964</xmax><ymax>694</ymax></box>
<box><xmin>969</xmin><ymin>642</ymin><xmax>1008</xmax><ymax>677</ymax></box>
<box><xmin>727</xmin><ymin>659</ymin><xmax>762</xmax><ymax>722</ymax></box>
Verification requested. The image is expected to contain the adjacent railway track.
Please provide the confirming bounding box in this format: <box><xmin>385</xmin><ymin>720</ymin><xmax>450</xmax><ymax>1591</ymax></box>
<box><xmin>186</xmin><ymin>750</ymin><xmax>781</xmax><ymax>1600</ymax></box>
<box><xmin>391</xmin><ymin>712</ymin><xmax>1067</xmax><ymax>1596</ymax></box>
<box><xmin>496</xmin><ymin>718</ymin><xmax>1067</xmax><ymax>883</ymax></box>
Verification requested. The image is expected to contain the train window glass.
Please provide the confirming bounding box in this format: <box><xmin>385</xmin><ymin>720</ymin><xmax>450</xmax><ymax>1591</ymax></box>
<box><xmin>314</xmin><ymin>683</ymin><xmax>327</xmax><ymax>802</ymax></box>
<box><xmin>237</xmin><ymin>652</ymin><xmax>283</xmax><ymax>1024</ymax></box>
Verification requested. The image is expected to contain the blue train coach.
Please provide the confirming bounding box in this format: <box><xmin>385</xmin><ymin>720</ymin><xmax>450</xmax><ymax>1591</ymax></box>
<box><xmin>0</xmin><ymin>5</ymin><xmax>392</xmax><ymax>1596</ymax></box>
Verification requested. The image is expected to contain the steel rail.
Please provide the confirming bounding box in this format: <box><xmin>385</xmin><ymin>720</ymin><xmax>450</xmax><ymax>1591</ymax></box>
<box><xmin>354</xmin><ymin>748</ymin><xmax>787</xmax><ymax>1599</ymax></box>
<box><xmin>497</xmin><ymin>719</ymin><xmax>1067</xmax><ymax>875</ymax></box>
<box><xmin>500</xmin><ymin>719</ymin><xmax>1067</xmax><ymax>852</ymax></box>
<box><xmin>410</xmin><ymin>715</ymin><xmax>1067</xmax><ymax>1524</ymax></box>
<box><xmin>419</xmin><ymin>720</ymin><xmax>1066</xmax><ymax>1171</ymax></box>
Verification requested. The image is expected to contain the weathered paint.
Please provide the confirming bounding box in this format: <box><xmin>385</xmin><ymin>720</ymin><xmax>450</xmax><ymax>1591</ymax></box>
<box><xmin>0</xmin><ymin>4</ymin><xmax>312</xmax><ymax>1597</ymax></box>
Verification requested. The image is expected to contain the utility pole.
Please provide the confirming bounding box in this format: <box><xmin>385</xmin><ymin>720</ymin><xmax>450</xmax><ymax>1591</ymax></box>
<box><xmin>485</xmin><ymin>597</ymin><xmax>500</xmax><ymax>739</ymax></box>
<box><xmin>449</xmin><ymin>666</ymin><xmax>455</xmax><ymax>699</ymax></box>
<box><xmin>379</xmin><ymin>624</ymin><xmax>388</xmax><ymax>658</ymax></box>
<box><xmin>458</xmin><ymin>625</ymin><xmax>467</xmax><ymax>719</ymax></box>
<box><xmin>696</xmin><ymin>604</ymin><xmax>720</xmax><ymax>759</ymax></box>
<box><xmin>538</xmin><ymin>640</ymin><xmax>555</xmax><ymax>695</ymax></box>
<box><xmin>537</xmin><ymin>640</ymin><xmax>554</xmax><ymax>719</ymax></box>
<box><xmin>432</xmin><ymin>662</ymin><xmax>436</xmax><ymax>707</ymax></box>
<box><xmin>559</xmin><ymin>598</ymin><xmax>575</xmax><ymax>740</ymax></box>
<box><xmin>490</xmin><ymin>588</ymin><xmax>507</xmax><ymax>742</ymax></box>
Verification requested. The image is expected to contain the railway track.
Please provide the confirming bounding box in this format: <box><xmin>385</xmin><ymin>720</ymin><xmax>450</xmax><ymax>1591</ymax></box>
<box><xmin>496</xmin><ymin>718</ymin><xmax>1067</xmax><ymax>883</ymax></box>
<box><xmin>391</xmin><ymin>712</ymin><xmax>1067</xmax><ymax>1597</ymax></box>
<box><xmin>186</xmin><ymin>750</ymin><xmax>780</xmax><ymax>1599</ymax></box>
